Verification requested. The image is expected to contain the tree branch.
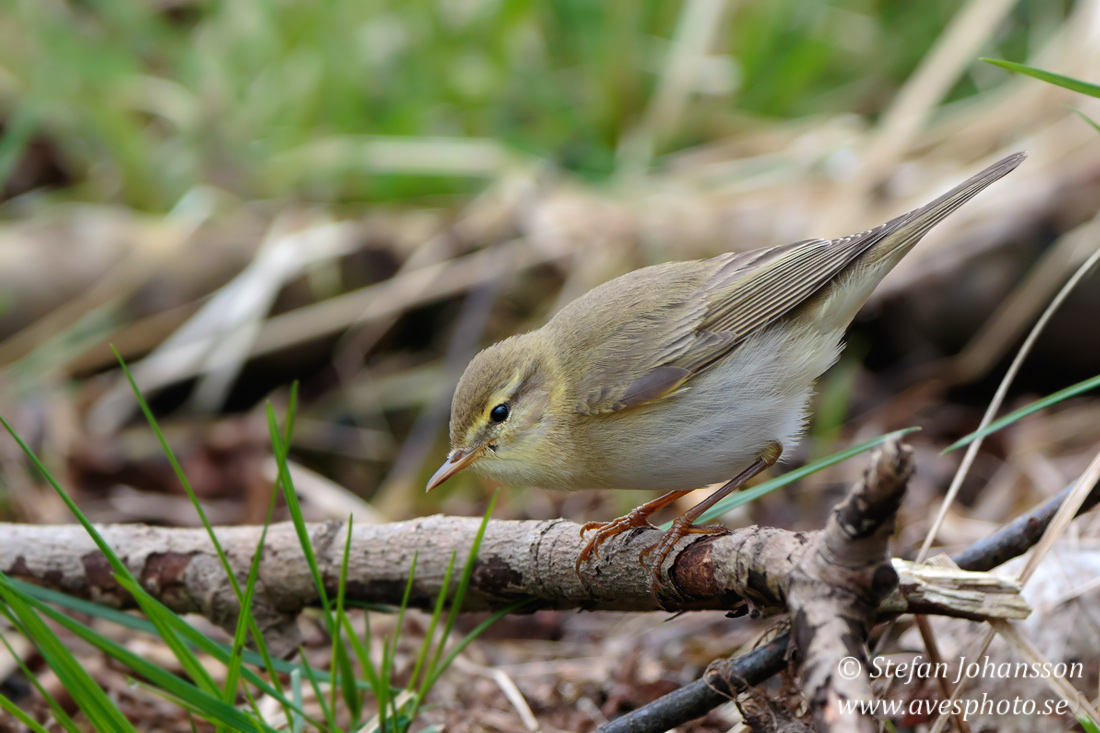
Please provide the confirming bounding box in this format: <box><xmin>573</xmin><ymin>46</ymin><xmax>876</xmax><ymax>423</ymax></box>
<box><xmin>601</xmin><ymin>466</ymin><xmax>1100</xmax><ymax>732</ymax></box>
<box><xmin>787</xmin><ymin>437</ymin><xmax>911</xmax><ymax>732</ymax></box>
<box><xmin>0</xmin><ymin>508</ymin><xmax>1022</xmax><ymax>657</ymax></box>
<box><xmin>4</xmin><ymin>437</ymin><xmax>1069</xmax><ymax>731</ymax></box>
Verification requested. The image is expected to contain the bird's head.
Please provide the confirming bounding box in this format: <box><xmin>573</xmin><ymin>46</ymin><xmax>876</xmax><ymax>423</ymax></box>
<box><xmin>426</xmin><ymin>334</ymin><xmax>557</xmax><ymax>491</ymax></box>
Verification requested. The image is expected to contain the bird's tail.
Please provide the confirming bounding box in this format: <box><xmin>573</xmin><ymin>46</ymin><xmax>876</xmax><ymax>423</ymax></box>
<box><xmin>862</xmin><ymin>151</ymin><xmax>1026</xmax><ymax>269</ymax></box>
<box><xmin>807</xmin><ymin>151</ymin><xmax>1026</xmax><ymax>330</ymax></box>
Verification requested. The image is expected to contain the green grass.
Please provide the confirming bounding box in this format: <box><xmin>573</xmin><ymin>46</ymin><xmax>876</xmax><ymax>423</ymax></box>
<box><xmin>0</xmin><ymin>361</ymin><xmax>511</xmax><ymax>731</ymax></box>
<box><xmin>0</xmin><ymin>0</ymin><xmax>1061</xmax><ymax>209</ymax></box>
<box><xmin>982</xmin><ymin>58</ymin><xmax>1100</xmax><ymax>131</ymax></box>
<box><xmin>981</xmin><ymin>58</ymin><xmax>1100</xmax><ymax>99</ymax></box>
<box><xmin>945</xmin><ymin>372</ymin><xmax>1100</xmax><ymax>453</ymax></box>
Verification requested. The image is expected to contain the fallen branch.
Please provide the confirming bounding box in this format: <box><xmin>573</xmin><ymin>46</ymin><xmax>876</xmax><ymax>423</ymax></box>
<box><xmin>0</xmin><ymin>438</ymin><xmax>1053</xmax><ymax>731</ymax></box>
<box><xmin>1</xmin><ymin>491</ymin><xmax>1023</xmax><ymax>655</ymax></box>
<box><xmin>788</xmin><ymin>435</ymin><xmax>911</xmax><ymax>732</ymax></box>
<box><xmin>601</xmin><ymin>472</ymin><xmax>1100</xmax><ymax>733</ymax></box>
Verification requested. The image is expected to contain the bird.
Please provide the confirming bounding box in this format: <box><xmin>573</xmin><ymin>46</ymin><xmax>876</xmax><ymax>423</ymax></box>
<box><xmin>426</xmin><ymin>152</ymin><xmax>1025</xmax><ymax>580</ymax></box>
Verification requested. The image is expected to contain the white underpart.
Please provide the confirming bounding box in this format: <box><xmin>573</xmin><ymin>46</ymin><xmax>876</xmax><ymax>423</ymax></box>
<box><xmin>583</xmin><ymin>258</ymin><xmax>896</xmax><ymax>492</ymax></box>
<box><xmin>583</xmin><ymin>320</ymin><xmax>843</xmax><ymax>490</ymax></box>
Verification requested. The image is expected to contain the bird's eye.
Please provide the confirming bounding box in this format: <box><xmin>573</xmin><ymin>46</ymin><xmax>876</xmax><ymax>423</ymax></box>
<box><xmin>489</xmin><ymin>403</ymin><xmax>510</xmax><ymax>423</ymax></box>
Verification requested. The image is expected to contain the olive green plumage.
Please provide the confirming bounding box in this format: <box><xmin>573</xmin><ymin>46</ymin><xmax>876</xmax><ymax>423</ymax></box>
<box><xmin>429</xmin><ymin>153</ymin><xmax>1025</xmax><ymax>495</ymax></box>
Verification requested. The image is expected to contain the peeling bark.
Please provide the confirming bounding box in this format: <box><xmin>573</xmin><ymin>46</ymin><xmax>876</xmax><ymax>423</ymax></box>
<box><xmin>2</xmin><ymin>447</ymin><xmax>1022</xmax><ymax>665</ymax></box>
<box><xmin>786</xmin><ymin>439</ymin><xmax>912</xmax><ymax>733</ymax></box>
<box><xmin>0</xmin><ymin>438</ymin><xmax>1045</xmax><ymax>731</ymax></box>
<box><xmin>599</xmin><ymin>438</ymin><xmax>1099</xmax><ymax>733</ymax></box>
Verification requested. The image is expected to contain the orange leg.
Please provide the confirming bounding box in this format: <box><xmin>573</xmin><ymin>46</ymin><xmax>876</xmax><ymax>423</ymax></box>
<box><xmin>640</xmin><ymin>443</ymin><xmax>782</xmax><ymax>583</ymax></box>
<box><xmin>575</xmin><ymin>489</ymin><xmax>693</xmax><ymax>574</ymax></box>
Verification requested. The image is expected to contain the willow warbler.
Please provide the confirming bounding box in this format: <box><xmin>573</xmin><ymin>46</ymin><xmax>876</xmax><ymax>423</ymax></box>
<box><xmin>427</xmin><ymin>153</ymin><xmax>1025</xmax><ymax>576</ymax></box>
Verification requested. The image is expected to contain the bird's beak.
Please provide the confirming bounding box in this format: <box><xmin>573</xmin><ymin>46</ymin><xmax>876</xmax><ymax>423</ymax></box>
<box><xmin>426</xmin><ymin>447</ymin><xmax>484</xmax><ymax>492</ymax></box>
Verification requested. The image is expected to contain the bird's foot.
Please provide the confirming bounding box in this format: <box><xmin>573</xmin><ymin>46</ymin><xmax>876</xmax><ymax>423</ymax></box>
<box><xmin>640</xmin><ymin>518</ymin><xmax>730</xmax><ymax>586</ymax></box>
<box><xmin>575</xmin><ymin>489</ymin><xmax>694</xmax><ymax>575</ymax></box>
<box><xmin>576</xmin><ymin>511</ymin><xmax>657</xmax><ymax>574</ymax></box>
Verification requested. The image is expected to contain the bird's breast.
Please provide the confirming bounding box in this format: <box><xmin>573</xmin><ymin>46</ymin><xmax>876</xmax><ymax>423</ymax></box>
<box><xmin>574</xmin><ymin>320</ymin><xmax>844</xmax><ymax>491</ymax></box>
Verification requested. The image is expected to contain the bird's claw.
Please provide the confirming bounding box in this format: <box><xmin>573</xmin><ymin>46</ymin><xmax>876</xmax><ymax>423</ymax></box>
<box><xmin>638</xmin><ymin>519</ymin><xmax>731</xmax><ymax>582</ymax></box>
<box><xmin>575</xmin><ymin>513</ymin><xmax>658</xmax><ymax>574</ymax></box>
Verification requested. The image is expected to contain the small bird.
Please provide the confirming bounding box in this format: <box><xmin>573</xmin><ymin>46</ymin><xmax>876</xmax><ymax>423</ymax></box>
<box><xmin>427</xmin><ymin>153</ymin><xmax>1025</xmax><ymax>579</ymax></box>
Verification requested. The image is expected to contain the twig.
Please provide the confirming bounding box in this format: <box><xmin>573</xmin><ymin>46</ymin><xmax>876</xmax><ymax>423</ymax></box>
<box><xmin>604</xmin><ymin>456</ymin><xmax>1100</xmax><ymax>732</ymax></box>
<box><xmin>952</xmin><ymin>477</ymin><xmax>1100</xmax><ymax>572</ymax></box>
<box><xmin>918</xmin><ymin>241</ymin><xmax>1100</xmax><ymax>561</ymax></box>
<box><xmin>0</xmin><ymin>441</ymin><xmax>1023</xmax><ymax>665</ymax></box>
<box><xmin>789</xmin><ymin>439</ymin><xmax>912</xmax><ymax>732</ymax></box>
<box><xmin>597</xmin><ymin>633</ymin><xmax>790</xmax><ymax>733</ymax></box>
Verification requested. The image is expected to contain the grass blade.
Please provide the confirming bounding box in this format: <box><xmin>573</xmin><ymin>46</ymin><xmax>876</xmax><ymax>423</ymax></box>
<box><xmin>0</xmin><ymin>689</ymin><xmax>49</xmax><ymax>732</ymax></box>
<box><xmin>945</xmin><ymin>373</ymin><xmax>1100</xmax><ymax>452</ymax></box>
<box><xmin>0</xmin><ymin>416</ymin><xmax>132</xmax><ymax>579</ymax></box>
<box><xmin>113</xmin><ymin>348</ymin><xmax>241</xmax><ymax>589</ymax></box>
<box><xmin>131</xmin><ymin>679</ymin><xmax>263</xmax><ymax>732</ymax></box>
<box><xmin>0</xmin><ymin>576</ymin><xmax>135</xmax><ymax>732</ymax></box>
<box><xmin>982</xmin><ymin>58</ymin><xmax>1100</xmax><ymax>98</ymax></box>
<box><xmin>222</xmin><ymin>484</ymin><xmax>280</xmax><ymax>713</ymax></box>
<box><xmin>424</xmin><ymin>601</ymin><xmax>531</xmax><ymax>692</ymax></box>
<box><xmin>0</xmin><ymin>625</ymin><xmax>79</xmax><ymax>733</ymax></box>
<box><xmin>112</xmin><ymin>575</ymin><xmax>220</xmax><ymax>696</ymax></box>
<box><xmin>1071</xmin><ymin>107</ymin><xmax>1100</xmax><ymax>134</ymax></box>
<box><xmin>333</xmin><ymin>516</ymin><xmax>364</xmax><ymax>722</ymax></box>
<box><xmin>339</xmin><ymin>598</ymin><xmax>384</xmax><ymax>712</ymax></box>
<box><xmin>377</xmin><ymin>551</ymin><xmax>419</xmax><ymax>731</ymax></box>
<box><xmin>409</xmin><ymin>551</ymin><xmax>457</xmax><ymax>693</ymax></box>
<box><xmin>299</xmin><ymin>651</ymin><xmax>338</xmax><ymax>731</ymax></box>
<box><xmin>290</xmin><ymin>668</ymin><xmax>303</xmax><ymax>733</ymax></box>
<box><xmin>239</xmin><ymin>383</ymin><xmax>299</xmax><ymax>708</ymax></box>
<box><xmin>266</xmin><ymin>403</ymin><xmax>334</xmax><ymax>617</ymax></box>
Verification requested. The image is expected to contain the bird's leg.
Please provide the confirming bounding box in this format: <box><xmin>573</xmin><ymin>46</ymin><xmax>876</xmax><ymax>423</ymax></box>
<box><xmin>575</xmin><ymin>489</ymin><xmax>694</xmax><ymax>573</ymax></box>
<box><xmin>641</xmin><ymin>442</ymin><xmax>783</xmax><ymax>583</ymax></box>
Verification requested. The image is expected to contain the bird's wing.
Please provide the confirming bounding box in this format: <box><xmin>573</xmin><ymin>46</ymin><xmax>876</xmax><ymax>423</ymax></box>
<box><xmin>566</xmin><ymin>152</ymin><xmax>1027</xmax><ymax>415</ymax></box>
<box><xmin>674</xmin><ymin>233</ymin><xmax>876</xmax><ymax>371</ymax></box>
<box><xmin>566</xmin><ymin>226</ymin><xmax>910</xmax><ymax>415</ymax></box>
<box><xmin>563</xmin><ymin>236</ymin><xmax>874</xmax><ymax>415</ymax></box>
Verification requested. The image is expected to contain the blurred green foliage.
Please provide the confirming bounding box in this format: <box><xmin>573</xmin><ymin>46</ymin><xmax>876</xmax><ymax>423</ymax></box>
<box><xmin>0</xmin><ymin>0</ymin><xmax>1067</xmax><ymax>209</ymax></box>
